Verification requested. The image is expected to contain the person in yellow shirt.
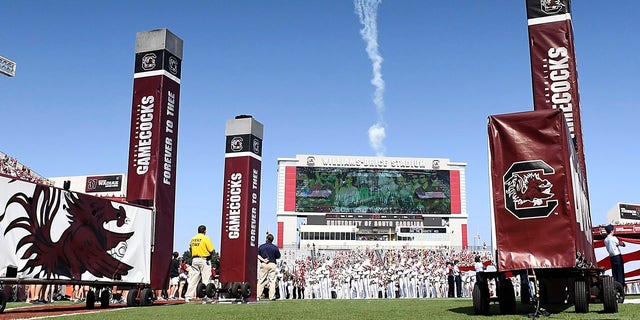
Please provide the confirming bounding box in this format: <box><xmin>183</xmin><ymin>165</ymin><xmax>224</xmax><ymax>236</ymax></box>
<box><xmin>185</xmin><ymin>225</ymin><xmax>214</xmax><ymax>302</ymax></box>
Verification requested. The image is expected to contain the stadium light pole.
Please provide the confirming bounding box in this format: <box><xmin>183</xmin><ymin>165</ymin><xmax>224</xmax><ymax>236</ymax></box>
<box><xmin>473</xmin><ymin>233</ymin><xmax>481</xmax><ymax>251</ymax></box>
<box><xmin>0</xmin><ymin>55</ymin><xmax>16</xmax><ymax>77</ymax></box>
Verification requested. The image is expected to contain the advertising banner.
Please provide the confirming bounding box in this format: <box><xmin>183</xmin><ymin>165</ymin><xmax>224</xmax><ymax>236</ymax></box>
<box><xmin>126</xmin><ymin>75</ymin><xmax>162</xmax><ymax>204</ymax></box>
<box><xmin>220</xmin><ymin>157</ymin><xmax>261</xmax><ymax>277</ymax></box>
<box><xmin>126</xmin><ymin>71</ymin><xmax>180</xmax><ymax>203</ymax></box>
<box><xmin>526</xmin><ymin>0</ymin><xmax>588</xmax><ymax>185</ymax></box>
<box><xmin>488</xmin><ymin>109</ymin><xmax>593</xmax><ymax>271</ymax></box>
<box><xmin>0</xmin><ymin>175</ymin><xmax>152</xmax><ymax>283</ymax></box>
<box><xmin>620</xmin><ymin>203</ymin><xmax>640</xmax><ymax>221</ymax></box>
<box><xmin>85</xmin><ymin>175</ymin><xmax>123</xmax><ymax>193</ymax></box>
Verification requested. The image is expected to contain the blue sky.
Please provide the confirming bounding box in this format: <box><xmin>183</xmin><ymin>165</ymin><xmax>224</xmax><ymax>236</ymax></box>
<box><xmin>2</xmin><ymin>1</ymin><xmax>639</xmax><ymax>253</ymax></box>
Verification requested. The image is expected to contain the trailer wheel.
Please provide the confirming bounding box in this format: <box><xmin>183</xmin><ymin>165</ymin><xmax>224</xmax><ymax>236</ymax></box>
<box><xmin>197</xmin><ymin>282</ymin><xmax>207</xmax><ymax>298</ymax></box>
<box><xmin>574</xmin><ymin>279</ymin><xmax>589</xmax><ymax>313</ymax></box>
<box><xmin>140</xmin><ymin>288</ymin><xmax>153</xmax><ymax>306</ymax></box>
<box><xmin>614</xmin><ymin>281</ymin><xmax>625</xmax><ymax>304</ymax></box>
<box><xmin>100</xmin><ymin>290</ymin><xmax>111</xmax><ymax>308</ymax></box>
<box><xmin>241</xmin><ymin>282</ymin><xmax>252</xmax><ymax>298</ymax></box>
<box><xmin>230</xmin><ymin>282</ymin><xmax>242</xmax><ymax>299</ymax></box>
<box><xmin>85</xmin><ymin>290</ymin><xmax>95</xmax><ymax>309</ymax></box>
<box><xmin>472</xmin><ymin>282</ymin><xmax>490</xmax><ymax>315</ymax></box>
<box><xmin>206</xmin><ymin>283</ymin><xmax>217</xmax><ymax>298</ymax></box>
<box><xmin>0</xmin><ymin>291</ymin><xmax>6</xmax><ymax>313</ymax></box>
<box><xmin>602</xmin><ymin>276</ymin><xmax>618</xmax><ymax>313</ymax></box>
<box><xmin>126</xmin><ymin>289</ymin><xmax>139</xmax><ymax>307</ymax></box>
<box><xmin>498</xmin><ymin>279</ymin><xmax>516</xmax><ymax>314</ymax></box>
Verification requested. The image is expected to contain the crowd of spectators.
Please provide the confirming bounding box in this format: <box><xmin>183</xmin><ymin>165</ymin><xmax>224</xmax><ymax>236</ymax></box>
<box><xmin>270</xmin><ymin>246</ymin><xmax>498</xmax><ymax>300</ymax></box>
<box><xmin>0</xmin><ymin>151</ymin><xmax>52</xmax><ymax>185</ymax></box>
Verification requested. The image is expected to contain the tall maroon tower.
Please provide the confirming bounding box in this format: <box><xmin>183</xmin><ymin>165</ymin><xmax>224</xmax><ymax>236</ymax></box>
<box><xmin>219</xmin><ymin>115</ymin><xmax>263</xmax><ymax>301</ymax></box>
<box><xmin>525</xmin><ymin>0</ymin><xmax>588</xmax><ymax>187</ymax></box>
<box><xmin>126</xmin><ymin>29</ymin><xmax>182</xmax><ymax>289</ymax></box>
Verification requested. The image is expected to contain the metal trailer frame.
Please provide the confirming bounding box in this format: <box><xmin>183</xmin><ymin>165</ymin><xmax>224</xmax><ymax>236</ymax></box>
<box><xmin>0</xmin><ymin>277</ymin><xmax>155</xmax><ymax>313</ymax></box>
<box><xmin>0</xmin><ymin>174</ymin><xmax>157</xmax><ymax>313</ymax></box>
<box><xmin>471</xmin><ymin>266</ymin><xmax>623</xmax><ymax>316</ymax></box>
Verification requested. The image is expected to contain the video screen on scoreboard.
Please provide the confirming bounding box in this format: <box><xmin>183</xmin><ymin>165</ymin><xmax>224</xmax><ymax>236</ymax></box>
<box><xmin>295</xmin><ymin>167</ymin><xmax>451</xmax><ymax>214</ymax></box>
<box><xmin>620</xmin><ymin>203</ymin><xmax>640</xmax><ymax>220</ymax></box>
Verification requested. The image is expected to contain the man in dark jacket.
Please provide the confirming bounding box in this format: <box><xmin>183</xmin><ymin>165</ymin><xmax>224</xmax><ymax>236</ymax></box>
<box><xmin>257</xmin><ymin>233</ymin><xmax>281</xmax><ymax>301</ymax></box>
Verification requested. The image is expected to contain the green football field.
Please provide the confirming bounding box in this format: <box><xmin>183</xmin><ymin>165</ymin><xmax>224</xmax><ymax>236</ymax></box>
<box><xmin>6</xmin><ymin>298</ymin><xmax>639</xmax><ymax>320</ymax></box>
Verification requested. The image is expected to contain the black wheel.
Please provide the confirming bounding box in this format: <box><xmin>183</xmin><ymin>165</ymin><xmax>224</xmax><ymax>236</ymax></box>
<box><xmin>472</xmin><ymin>282</ymin><xmax>490</xmax><ymax>315</ymax></box>
<box><xmin>0</xmin><ymin>292</ymin><xmax>6</xmax><ymax>313</ymax></box>
<box><xmin>85</xmin><ymin>290</ymin><xmax>95</xmax><ymax>309</ymax></box>
<box><xmin>602</xmin><ymin>276</ymin><xmax>618</xmax><ymax>313</ymax></box>
<box><xmin>499</xmin><ymin>279</ymin><xmax>516</xmax><ymax>314</ymax></box>
<box><xmin>230</xmin><ymin>282</ymin><xmax>242</xmax><ymax>298</ymax></box>
<box><xmin>127</xmin><ymin>289</ymin><xmax>139</xmax><ymax>307</ymax></box>
<box><xmin>206</xmin><ymin>283</ymin><xmax>217</xmax><ymax>298</ymax></box>
<box><xmin>240</xmin><ymin>282</ymin><xmax>252</xmax><ymax>298</ymax></box>
<box><xmin>574</xmin><ymin>279</ymin><xmax>589</xmax><ymax>313</ymax></box>
<box><xmin>614</xmin><ymin>281</ymin><xmax>625</xmax><ymax>304</ymax></box>
<box><xmin>100</xmin><ymin>290</ymin><xmax>110</xmax><ymax>308</ymax></box>
<box><xmin>140</xmin><ymin>288</ymin><xmax>153</xmax><ymax>306</ymax></box>
<box><xmin>197</xmin><ymin>282</ymin><xmax>207</xmax><ymax>298</ymax></box>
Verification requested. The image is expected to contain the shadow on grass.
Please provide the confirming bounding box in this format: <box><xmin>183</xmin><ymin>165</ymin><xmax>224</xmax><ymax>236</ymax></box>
<box><xmin>448</xmin><ymin>302</ymin><xmax>573</xmax><ymax>317</ymax></box>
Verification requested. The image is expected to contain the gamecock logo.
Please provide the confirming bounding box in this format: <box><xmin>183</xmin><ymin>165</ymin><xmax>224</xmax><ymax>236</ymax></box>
<box><xmin>252</xmin><ymin>138</ymin><xmax>260</xmax><ymax>154</ymax></box>
<box><xmin>503</xmin><ymin>160</ymin><xmax>558</xmax><ymax>219</ymax></box>
<box><xmin>540</xmin><ymin>0</ymin><xmax>565</xmax><ymax>15</ymax></box>
<box><xmin>0</xmin><ymin>183</ymin><xmax>134</xmax><ymax>279</ymax></box>
<box><xmin>169</xmin><ymin>56</ymin><xmax>178</xmax><ymax>75</ymax></box>
<box><xmin>230</xmin><ymin>137</ymin><xmax>243</xmax><ymax>152</ymax></box>
<box><xmin>141</xmin><ymin>53</ymin><xmax>157</xmax><ymax>71</ymax></box>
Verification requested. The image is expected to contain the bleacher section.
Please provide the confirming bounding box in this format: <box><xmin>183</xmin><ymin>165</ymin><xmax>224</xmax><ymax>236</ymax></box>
<box><xmin>0</xmin><ymin>151</ymin><xmax>53</xmax><ymax>185</ymax></box>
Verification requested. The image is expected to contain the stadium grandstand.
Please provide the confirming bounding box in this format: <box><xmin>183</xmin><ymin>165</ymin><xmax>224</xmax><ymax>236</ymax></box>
<box><xmin>0</xmin><ymin>151</ymin><xmax>52</xmax><ymax>186</ymax></box>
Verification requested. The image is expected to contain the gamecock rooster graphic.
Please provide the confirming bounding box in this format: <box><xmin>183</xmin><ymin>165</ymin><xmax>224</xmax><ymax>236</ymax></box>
<box><xmin>1</xmin><ymin>181</ymin><xmax>134</xmax><ymax>280</ymax></box>
<box><xmin>505</xmin><ymin>171</ymin><xmax>554</xmax><ymax>207</ymax></box>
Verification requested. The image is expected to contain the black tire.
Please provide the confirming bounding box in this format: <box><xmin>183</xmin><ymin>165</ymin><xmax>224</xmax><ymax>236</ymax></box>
<box><xmin>206</xmin><ymin>283</ymin><xmax>217</xmax><ymax>298</ymax></box>
<box><xmin>240</xmin><ymin>282</ymin><xmax>252</xmax><ymax>298</ymax></box>
<box><xmin>499</xmin><ymin>279</ymin><xmax>516</xmax><ymax>315</ymax></box>
<box><xmin>472</xmin><ymin>282</ymin><xmax>490</xmax><ymax>315</ymax></box>
<box><xmin>100</xmin><ymin>290</ymin><xmax>110</xmax><ymax>308</ymax></box>
<box><xmin>615</xmin><ymin>281</ymin><xmax>625</xmax><ymax>304</ymax></box>
<box><xmin>574</xmin><ymin>279</ymin><xmax>589</xmax><ymax>313</ymax></box>
<box><xmin>197</xmin><ymin>283</ymin><xmax>207</xmax><ymax>298</ymax></box>
<box><xmin>0</xmin><ymin>292</ymin><xmax>6</xmax><ymax>313</ymax></box>
<box><xmin>140</xmin><ymin>288</ymin><xmax>153</xmax><ymax>306</ymax></box>
<box><xmin>230</xmin><ymin>282</ymin><xmax>242</xmax><ymax>299</ymax></box>
<box><xmin>85</xmin><ymin>290</ymin><xmax>95</xmax><ymax>309</ymax></box>
<box><xmin>602</xmin><ymin>276</ymin><xmax>618</xmax><ymax>313</ymax></box>
<box><xmin>127</xmin><ymin>289</ymin><xmax>139</xmax><ymax>307</ymax></box>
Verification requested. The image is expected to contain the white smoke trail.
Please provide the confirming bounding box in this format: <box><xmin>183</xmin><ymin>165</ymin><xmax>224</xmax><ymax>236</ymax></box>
<box><xmin>355</xmin><ymin>0</ymin><xmax>386</xmax><ymax>156</ymax></box>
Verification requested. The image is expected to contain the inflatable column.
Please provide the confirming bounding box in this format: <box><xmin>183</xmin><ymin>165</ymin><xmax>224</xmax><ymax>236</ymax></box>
<box><xmin>220</xmin><ymin>115</ymin><xmax>263</xmax><ymax>301</ymax></box>
<box><xmin>526</xmin><ymin>0</ymin><xmax>587</xmax><ymax>185</ymax></box>
<box><xmin>126</xmin><ymin>28</ymin><xmax>182</xmax><ymax>289</ymax></box>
